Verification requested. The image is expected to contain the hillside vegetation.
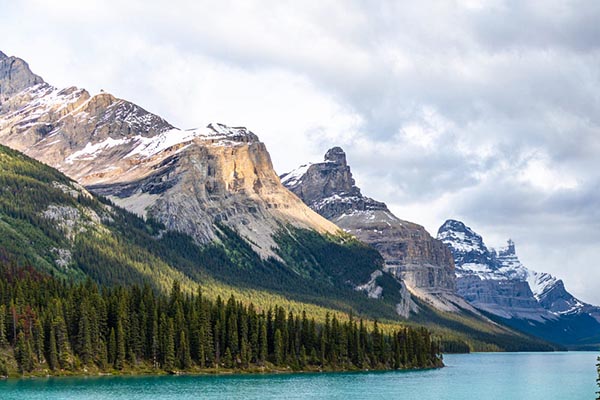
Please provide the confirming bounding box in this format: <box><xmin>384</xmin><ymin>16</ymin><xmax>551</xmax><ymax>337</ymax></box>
<box><xmin>0</xmin><ymin>265</ymin><xmax>442</xmax><ymax>377</ymax></box>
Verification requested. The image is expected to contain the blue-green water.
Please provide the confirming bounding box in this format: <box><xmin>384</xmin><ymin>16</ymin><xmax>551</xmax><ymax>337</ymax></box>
<box><xmin>0</xmin><ymin>352</ymin><xmax>597</xmax><ymax>399</ymax></box>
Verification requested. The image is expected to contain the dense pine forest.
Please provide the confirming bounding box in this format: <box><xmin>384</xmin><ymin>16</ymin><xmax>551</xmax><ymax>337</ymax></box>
<box><xmin>0</xmin><ymin>263</ymin><xmax>442</xmax><ymax>377</ymax></box>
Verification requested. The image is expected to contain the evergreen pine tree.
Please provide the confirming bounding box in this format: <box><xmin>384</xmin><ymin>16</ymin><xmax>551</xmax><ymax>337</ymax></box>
<box><xmin>240</xmin><ymin>337</ymin><xmax>249</xmax><ymax>368</ymax></box>
<box><xmin>115</xmin><ymin>320</ymin><xmax>126</xmax><ymax>370</ymax></box>
<box><xmin>299</xmin><ymin>345</ymin><xmax>307</xmax><ymax>368</ymax></box>
<box><xmin>226</xmin><ymin>311</ymin><xmax>238</xmax><ymax>356</ymax></box>
<box><xmin>150</xmin><ymin>316</ymin><xmax>159</xmax><ymax>369</ymax></box>
<box><xmin>223</xmin><ymin>347</ymin><xmax>233</xmax><ymax>369</ymax></box>
<box><xmin>274</xmin><ymin>329</ymin><xmax>284</xmax><ymax>366</ymax></box>
<box><xmin>96</xmin><ymin>337</ymin><xmax>108</xmax><ymax>369</ymax></box>
<box><xmin>15</xmin><ymin>331</ymin><xmax>34</xmax><ymax>373</ymax></box>
<box><xmin>46</xmin><ymin>321</ymin><xmax>59</xmax><ymax>371</ymax></box>
<box><xmin>178</xmin><ymin>330</ymin><xmax>192</xmax><ymax>369</ymax></box>
<box><xmin>197</xmin><ymin>325</ymin><xmax>206</xmax><ymax>368</ymax></box>
<box><xmin>0</xmin><ymin>305</ymin><xmax>7</xmax><ymax>347</ymax></box>
<box><xmin>77</xmin><ymin>306</ymin><xmax>93</xmax><ymax>365</ymax></box>
<box><xmin>54</xmin><ymin>314</ymin><xmax>72</xmax><ymax>370</ymax></box>
<box><xmin>108</xmin><ymin>327</ymin><xmax>117</xmax><ymax>367</ymax></box>
<box><xmin>258</xmin><ymin>318</ymin><xmax>268</xmax><ymax>366</ymax></box>
<box><xmin>32</xmin><ymin>318</ymin><xmax>44</xmax><ymax>364</ymax></box>
<box><xmin>163</xmin><ymin>319</ymin><xmax>175</xmax><ymax>370</ymax></box>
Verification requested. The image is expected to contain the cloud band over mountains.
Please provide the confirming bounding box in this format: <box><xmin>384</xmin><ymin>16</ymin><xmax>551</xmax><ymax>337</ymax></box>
<box><xmin>2</xmin><ymin>0</ymin><xmax>599</xmax><ymax>302</ymax></box>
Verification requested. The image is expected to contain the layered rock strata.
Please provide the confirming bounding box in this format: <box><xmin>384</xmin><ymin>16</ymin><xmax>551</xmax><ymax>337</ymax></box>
<box><xmin>0</xmin><ymin>52</ymin><xmax>339</xmax><ymax>258</ymax></box>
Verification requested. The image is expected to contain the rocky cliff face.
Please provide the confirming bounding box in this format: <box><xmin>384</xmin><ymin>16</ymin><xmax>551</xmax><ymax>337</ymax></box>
<box><xmin>281</xmin><ymin>148</ymin><xmax>477</xmax><ymax>315</ymax></box>
<box><xmin>438</xmin><ymin>219</ymin><xmax>600</xmax><ymax>323</ymax></box>
<box><xmin>0</xmin><ymin>52</ymin><xmax>44</xmax><ymax>101</ymax></box>
<box><xmin>0</xmin><ymin>52</ymin><xmax>339</xmax><ymax>259</ymax></box>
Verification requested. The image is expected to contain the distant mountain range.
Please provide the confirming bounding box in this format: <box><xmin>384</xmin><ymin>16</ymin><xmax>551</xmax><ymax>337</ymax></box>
<box><xmin>437</xmin><ymin>220</ymin><xmax>600</xmax><ymax>347</ymax></box>
<box><xmin>0</xmin><ymin>49</ymin><xmax>595</xmax><ymax>350</ymax></box>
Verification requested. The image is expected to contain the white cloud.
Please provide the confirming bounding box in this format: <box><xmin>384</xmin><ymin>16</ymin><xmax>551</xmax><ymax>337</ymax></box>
<box><xmin>1</xmin><ymin>0</ymin><xmax>600</xmax><ymax>303</ymax></box>
<box><xmin>518</xmin><ymin>154</ymin><xmax>578</xmax><ymax>191</ymax></box>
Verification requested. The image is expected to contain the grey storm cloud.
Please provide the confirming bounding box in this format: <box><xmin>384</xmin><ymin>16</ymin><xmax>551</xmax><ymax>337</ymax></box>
<box><xmin>1</xmin><ymin>0</ymin><xmax>599</xmax><ymax>302</ymax></box>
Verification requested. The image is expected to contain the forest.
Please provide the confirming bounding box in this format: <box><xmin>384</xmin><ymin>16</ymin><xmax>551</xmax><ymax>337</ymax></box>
<box><xmin>0</xmin><ymin>262</ymin><xmax>443</xmax><ymax>377</ymax></box>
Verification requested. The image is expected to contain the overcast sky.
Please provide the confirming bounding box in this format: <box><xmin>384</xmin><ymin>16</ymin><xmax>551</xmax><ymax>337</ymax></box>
<box><xmin>2</xmin><ymin>0</ymin><xmax>599</xmax><ymax>303</ymax></box>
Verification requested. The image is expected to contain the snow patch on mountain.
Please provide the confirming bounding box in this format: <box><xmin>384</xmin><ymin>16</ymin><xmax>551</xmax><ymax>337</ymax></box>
<box><xmin>456</xmin><ymin>263</ymin><xmax>496</xmax><ymax>278</ymax></box>
<box><xmin>280</xmin><ymin>163</ymin><xmax>312</xmax><ymax>187</ymax></box>
<box><xmin>125</xmin><ymin>129</ymin><xmax>199</xmax><ymax>158</ymax></box>
<box><xmin>437</xmin><ymin>222</ymin><xmax>485</xmax><ymax>254</ymax></box>
<box><xmin>6</xmin><ymin>83</ymin><xmax>87</xmax><ymax>125</ymax></box>
<box><xmin>63</xmin><ymin>122</ymin><xmax>261</xmax><ymax>164</ymax></box>
<box><xmin>66</xmin><ymin>137</ymin><xmax>132</xmax><ymax>163</ymax></box>
<box><xmin>527</xmin><ymin>271</ymin><xmax>558</xmax><ymax>300</ymax></box>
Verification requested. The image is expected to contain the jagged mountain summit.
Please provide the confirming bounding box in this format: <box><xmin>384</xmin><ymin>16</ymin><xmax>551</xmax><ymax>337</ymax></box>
<box><xmin>438</xmin><ymin>219</ymin><xmax>600</xmax><ymax>346</ymax></box>
<box><xmin>0</xmin><ymin>51</ymin><xmax>338</xmax><ymax>258</ymax></box>
<box><xmin>437</xmin><ymin>220</ymin><xmax>554</xmax><ymax>321</ymax></box>
<box><xmin>281</xmin><ymin>147</ymin><xmax>476</xmax><ymax>316</ymax></box>
<box><xmin>438</xmin><ymin>219</ymin><xmax>596</xmax><ymax>317</ymax></box>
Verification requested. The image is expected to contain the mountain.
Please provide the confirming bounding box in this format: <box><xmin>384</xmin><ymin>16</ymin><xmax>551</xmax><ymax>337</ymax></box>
<box><xmin>0</xmin><ymin>52</ymin><xmax>337</xmax><ymax>260</ymax></box>
<box><xmin>280</xmin><ymin>149</ymin><xmax>561</xmax><ymax>350</ymax></box>
<box><xmin>0</xmin><ymin>51</ymin><xmax>557</xmax><ymax>352</ymax></box>
<box><xmin>438</xmin><ymin>219</ymin><xmax>600</xmax><ymax>347</ymax></box>
<box><xmin>281</xmin><ymin>147</ymin><xmax>476</xmax><ymax>316</ymax></box>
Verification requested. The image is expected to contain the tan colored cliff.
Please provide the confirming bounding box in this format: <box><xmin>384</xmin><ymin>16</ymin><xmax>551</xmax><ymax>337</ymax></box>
<box><xmin>0</xmin><ymin>53</ymin><xmax>338</xmax><ymax>258</ymax></box>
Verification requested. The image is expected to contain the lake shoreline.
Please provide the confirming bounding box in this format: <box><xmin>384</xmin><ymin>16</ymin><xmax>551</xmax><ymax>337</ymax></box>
<box><xmin>0</xmin><ymin>361</ymin><xmax>445</xmax><ymax>380</ymax></box>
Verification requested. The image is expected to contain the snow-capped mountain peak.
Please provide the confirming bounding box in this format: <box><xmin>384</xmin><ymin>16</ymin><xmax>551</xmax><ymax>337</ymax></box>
<box><xmin>438</xmin><ymin>219</ymin><xmax>598</xmax><ymax>323</ymax></box>
<box><xmin>437</xmin><ymin>219</ymin><xmax>487</xmax><ymax>255</ymax></box>
<box><xmin>280</xmin><ymin>163</ymin><xmax>313</xmax><ymax>187</ymax></box>
<box><xmin>205</xmin><ymin>122</ymin><xmax>259</xmax><ymax>142</ymax></box>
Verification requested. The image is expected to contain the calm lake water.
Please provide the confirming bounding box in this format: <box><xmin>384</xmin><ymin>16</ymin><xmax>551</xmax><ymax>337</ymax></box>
<box><xmin>0</xmin><ymin>352</ymin><xmax>597</xmax><ymax>399</ymax></box>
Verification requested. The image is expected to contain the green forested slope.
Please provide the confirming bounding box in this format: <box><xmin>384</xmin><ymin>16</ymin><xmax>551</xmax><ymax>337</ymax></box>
<box><xmin>0</xmin><ymin>267</ymin><xmax>442</xmax><ymax>376</ymax></box>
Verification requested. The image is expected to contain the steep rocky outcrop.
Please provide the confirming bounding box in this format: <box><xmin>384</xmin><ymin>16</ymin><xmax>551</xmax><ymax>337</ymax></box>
<box><xmin>0</xmin><ymin>52</ymin><xmax>44</xmax><ymax>101</ymax></box>
<box><xmin>0</xmin><ymin>52</ymin><xmax>339</xmax><ymax>259</ymax></box>
<box><xmin>438</xmin><ymin>219</ymin><xmax>600</xmax><ymax>345</ymax></box>
<box><xmin>282</xmin><ymin>148</ymin><xmax>476</xmax><ymax>315</ymax></box>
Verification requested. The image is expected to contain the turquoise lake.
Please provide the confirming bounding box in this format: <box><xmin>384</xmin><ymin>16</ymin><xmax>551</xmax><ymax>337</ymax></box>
<box><xmin>0</xmin><ymin>352</ymin><xmax>597</xmax><ymax>399</ymax></box>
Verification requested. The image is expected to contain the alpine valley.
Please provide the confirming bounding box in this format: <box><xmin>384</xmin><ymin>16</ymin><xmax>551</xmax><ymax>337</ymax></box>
<box><xmin>0</xmin><ymin>50</ymin><xmax>595</xmax><ymax>376</ymax></box>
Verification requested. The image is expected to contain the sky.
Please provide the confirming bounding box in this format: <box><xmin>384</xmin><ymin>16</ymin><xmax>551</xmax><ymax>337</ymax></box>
<box><xmin>1</xmin><ymin>0</ymin><xmax>600</xmax><ymax>303</ymax></box>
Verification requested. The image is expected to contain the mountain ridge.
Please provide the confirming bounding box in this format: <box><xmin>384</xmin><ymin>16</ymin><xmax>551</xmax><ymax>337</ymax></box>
<box><xmin>0</xmin><ymin>51</ymin><xmax>339</xmax><ymax>260</ymax></box>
